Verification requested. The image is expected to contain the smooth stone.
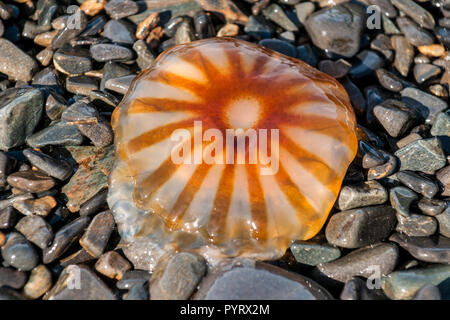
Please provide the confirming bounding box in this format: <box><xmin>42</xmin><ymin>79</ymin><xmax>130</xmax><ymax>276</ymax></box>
<box><xmin>340</xmin><ymin>277</ymin><xmax>387</xmax><ymax>300</ymax></box>
<box><xmin>290</xmin><ymin>241</ymin><xmax>341</xmax><ymax>266</ymax></box>
<box><xmin>45</xmin><ymin>92</ymin><xmax>67</xmax><ymax>121</ymax></box>
<box><xmin>43</xmin><ymin>216</ymin><xmax>91</xmax><ymax>264</ymax></box>
<box><xmin>0</xmin><ymin>151</ymin><xmax>15</xmax><ymax>187</ymax></box>
<box><xmin>77</xmin><ymin>120</ymin><xmax>114</xmax><ymax>148</ymax></box>
<box><xmin>150</xmin><ymin>252</ymin><xmax>206</xmax><ymax>300</ymax></box>
<box><xmin>0</xmin><ymin>39</ymin><xmax>39</xmax><ymax>82</ymax></box>
<box><xmin>95</xmin><ymin>251</ymin><xmax>132</xmax><ymax>280</ymax></box>
<box><xmin>390</xmin><ymin>186</ymin><xmax>418</xmax><ymax>217</ymax></box>
<box><xmin>375</xmin><ymin>68</ymin><xmax>403</xmax><ymax>92</ymax></box>
<box><xmin>436</xmin><ymin>208</ymin><xmax>450</xmax><ymax>237</ymax></box>
<box><xmin>15</xmin><ymin>215</ymin><xmax>53</xmax><ymax>249</ymax></box>
<box><xmin>429</xmin><ymin>85</ymin><xmax>448</xmax><ymax>99</ymax></box>
<box><xmin>244</xmin><ymin>15</ymin><xmax>272</xmax><ymax>39</ymax></box>
<box><xmin>61</xmin><ymin>100</ymin><xmax>98</xmax><ymax>124</ymax></box>
<box><xmin>397</xmin><ymin>171</ymin><xmax>439</xmax><ymax>198</ymax></box>
<box><xmin>26</xmin><ymin>120</ymin><xmax>83</xmax><ymax>148</ymax></box>
<box><xmin>390</xmin><ymin>233</ymin><xmax>450</xmax><ymax>263</ymax></box>
<box><xmin>318</xmin><ymin>59</ymin><xmax>351</xmax><ymax>79</ymax></box>
<box><xmin>6</xmin><ymin>170</ymin><xmax>54</xmax><ymax>193</ymax></box>
<box><xmin>396</xmin><ymin>17</ymin><xmax>434</xmax><ymax>47</ymax></box>
<box><xmin>391</xmin><ymin>36</ymin><xmax>414</xmax><ymax>77</ymax></box>
<box><xmin>418</xmin><ymin>198</ymin><xmax>447</xmax><ymax>216</ymax></box>
<box><xmin>295</xmin><ymin>2</ymin><xmax>315</xmax><ymax>25</ymax></box>
<box><xmin>336</xmin><ymin>180</ymin><xmax>388</xmax><ymax>210</ymax></box>
<box><xmin>100</xmin><ymin>61</ymin><xmax>132</xmax><ymax>91</ymax></box>
<box><xmin>325</xmin><ymin>205</ymin><xmax>397</xmax><ymax>248</ymax></box>
<box><xmin>80</xmin><ymin>15</ymin><xmax>107</xmax><ymax>37</ymax></box>
<box><xmin>395</xmin><ymin>138</ymin><xmax>446</xmax><ymax>172</ymax></box>
<box><xmin>45</xmin><ymin>265</ymin><xmax>116</xmax><ymax>300</ymax></box>
<box><xmin>349</xmin><ymin>50</ymin><xmax>384</xmax><ymax>78</ymax></box>
<box><xmin>258</xmin><ymin>38</ymin><xmax>296</xmax><ymax>57</ymax></box>
<box><xmin>0</xmin><ymin>207</ymin><xmax>18</xmax><ymax>229</ymax></box>
<box><xmin>123</xmin><ymin>284</ymin><xmax>148</xmax><ymax>300</ymax></box>
<box><xmin>104</xmin><ymin>0</ymin><xmax>138</xmax><ymax>19</ymax></box>
<box><xmin>104</xmin><ymin>75</ymin><xmax>136</xmax><ymax>94</ymax></box>
<box><xmin>90</xmin><ymin>43</ymin><xmax>134</xmax><ymax>62</ymax></box>
<box><xmin>194</xmin><ymin>0</ymin><xmax>247</xmax><ymax>24</ymax></box>
<box><xmin>317</xmin><ymin>243</ymin><xmax>399</xmax><ymax>283</ymax></box>
<box><xmin>373</xmin><ymin>99</ymin><xmax>416</xmax><ymax>137</ymax></box>
<box><xmin>437</xmin><ymin>166</ymin><xmax>450</xmax><ymax>196</ymax></box>
<box><xmin>262</xmin><ymin>3</ymin><xmax>298</xmax><ymax>32</ymax></box>
<box><xmin>59</xmin><ymin>248</ymin><xmax>95</xmax><ymax>267</ymax></box>
<box><xmin>53</xmin><ymin>45</ymin><xmax>92</xmax><ymax>75</ymax></box>
<box><xmin>79</xmin><ymin>211</ymin><xmax>114</xmax><ymax>258</ymax></box>
<box><xmin>370</xmin><ymin>34</ymin><xmax>393</xmax><ymax>61</ymax></box>
<box><xmin>413</xmin><ymin>283</ymin><xmax>441</xmax><ymax>300</ymax></box>
<box><xmin>51</xmin><ymin>11</ymin><xmax>88</xmax><ymax>49</ymax></box>
<box><xmin>391</xmin><ymin>0</ymin><xmax>435</xmax><ymax>29</ymax></box>
<box><xmin>396</xmin><ymin>213</ymin><xmax>438</xmax><ymax>236</ymax></box>
<box><xmin>1</xmin><ymin>232</ymin><xmax>38</xmax><ymax>271</ymax></box>
<box><xmin>0</xmin><ymin>87</ymin><xmax>44</xmax><ymax>151</ymax></box>
<box><xmin>194</xmin><ymin>10</ymin><xmax>215</xmax><ymax>39</ymax></box>
<box><xmin>174</xmin><ymin>19</ymin><xmax>196</xmax><ymax>45</ymax></box>
<box><xmin>383</xmin><ymin>15</ymin><xmax>401</xmax><ymax>34</ymax></box>
<box><xmin>296</xmin><ymin>44</ymin><xmax>318</xmax><ymax>66</ymax></box>
<box><xmin>66</xmin><ymin>76</ymin><xmax>98</xmax><ymax>96</ymax></box>
<box><xmin>397</xmin><ymin>133</ymin><xmax>422</xmax><ymax>149</ymax></box>
<box><xmin>0</xmin><ymin>267</ymin><xmax>27</xmax><ymax>289</ymax></box>
<box><xmin>23</xmin><ymin>149</ymin><xmax>73</xmax><ymax>181</ymax></box>
<box><xmin>79</xmin><ymin>188</ymin><xmax>108</xmax><ymax>216</ymax></box>
<box><xmin>193</xmin><ymin>260</ymin><xmax>332</xmax><ymax>300</ymax></box>
<box><xmin>133</xmin><ymin>40</ymin><xmax>155</xmax><ymax>70</ymax></box>
<box><xmin>381</xmin><ymin>264</ymin><xmax>450</xmax><ymax>300</ymax></box>
<box><xmin>413</xmin><ymin>64</ymin><xmax>442</xmax><ymax>84</ymax></box>
<box><xmin>116</xmin><ymin>270</ymin><xmax>150</xmax><ymax>290</ymax></box>
<box><xmin>431</xmin><ymin>111</ymin><xmax>450</xmax><ymax>136</ymax></box>
<box><xmin>0</xmin><ymin>286</ymin><xmax>25</xmax><ymax>300</ymax></box>
<box><xmin>415</xmin><ymin>54</ymin><xmax>430</xmax><ymax>64</ymax></box>
<box><xmin>23</xmin><ymin>265</ymin><xmax>52</xmax><ymax>299</ymax></box>
<box><xmin>401</xmin><ymin>87</ymin><xmax>448</xmax><ymax>124</ymax></box>
<box><xmin>61</xmin><ymin>146</ymin><xmax>113</xmax><ymax>212</ymax></box>
<box><xmin>305</xmin><ymin>3</ymin><xmax>365</xmax><ymax>57</ymax></box>
<box><xmin>13</xmin><ymin>196</ymin><xmax>56</xmax><ymax>217</ymax></box>
<box><xmin>89</xmin><ymin>90</ymin><xmax>120</xmax><ymax>108</ymax></box>
<box><xmin>0</xmin><ymin>194</ymin><xmax>33</xmax><ymax>211</ymax></box>
<box><xmin>102</xmin><ymin>19</ymin><xmax>135</xmax><ymax>45</ymax></box>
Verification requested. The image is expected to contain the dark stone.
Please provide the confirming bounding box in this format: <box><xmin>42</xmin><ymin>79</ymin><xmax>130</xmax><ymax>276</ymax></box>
<box><xmin>375</xmin><ymin>68</ymin><xmax>403</xmax><ymax>92</ymax></box>
<box><xmin>53</xmin><ymin>45</ymin><xmax>92</xmax><ymax>75</ymax></box>
<box><xmin>262</xmin><ymin>3</ymin><xmax>298</xmax><ymax>32</ymax></box>
<box><xmin>244</xmin><ymin>15</ymin><xmax>272</xmax><ymax>39</ymax></box>
<box><xmin>258</xmin><ymin>38</ymin><xmax>296</xmax><ymax>57</ymax></box>
<box><xmin>51</xmin><ymin>11</ymin><xmax>88</xmax><ymax>49</ymax></box>
<box><xmin>0</xmin><ymin>267</ymin><xmax>27</xmax><ymax>289</ymax></box>
<box><xmin>391</xmin><ymin>36</ymin><xmax>414</xmax><ymax>77</ymax></box>
<box><xmin>23</xmin><ymin>148</ymin><xmax>73</xmax><ymax>181</ymax></box>
<box><xmin>413</xmin><ymin>64</ymin><xmax>442</xmax><ymax>84</ymax></box>
<box><xmin>373</xmin><ymin>99</ymin><xmax>416</xmax><ymax>137</ymax></box>
<box><xmin>1</xmin><ymin>232</ymin><xmax>38</xmax><ymax>271</ymax></box>
<box><xmin>102</xmin><ymin>19</ymin><xmax>135</xmax><ymax>45</ymax></box>
<box><xmin>390</xmin><ymin>186</ymin><xmax>418</xmax><ymax>217</ymax></box>
<box><xmin>116</xmin><ymin>270</ymin><xmax>150</xmax><ymax>290</ymax></box>
<box><xmin>397</xmin><ymin>171</ymin><xmax>439</xmax><ymax>198</ymax></box>
<box><xmin>418</xmin><ymin>198</ymin><xmax>447</xmax><ymax>216</ymax></box>
<box><xmin>336</xmin><ymin>180</ymin><xmax>388</xmax><ymax>210</ymax></box>
<box><xmin>290</xmin><ymin>241</ymin><xmax>341</xmax><ymax>266</ymax></box>
<box><xmin>340</xmin><ymin>277</ymin><xmax>388</xmax><ymax>300</ymax></box>
<box><xmin>349</xmin><ymin>50</ymin><xmax>384</xmax><ymax>78</ymax></box>
<box><xmin>104</xmin><ymin>0</ymin><xmax>139</xmax><ymax>20</ymax></box>
<box><xmin>391</xmin><ymin>0</ymin><xmax>435</xmax><ymax>29</ymax></box>
<box><xmin>0</xmin><ymin>39</ymin><xmax>39</xmax><ymax>82</ymax></box>
<box><xmin>390</xmin><ymin>233</ymin><xmax>450</xmax><ymax>263</ymax></box>
<box><xmin>396</xmin><ymin>17</ymin><xmax>434</xmax><ymax>47</ymax></box>
<box><xmin>7</xmin><ymin>170</ymin><xmax>55</xmax><ymax>193</ymax></box>
<box><xmin>79</xmin><ymin>211</ymin><xmax>115</xmax><ymax>258</ymax></box>
<box><xmin>79</xmin><ymin>188</ymin><xmax>108</xmax><ymax>216</ymax></box>
<box><xmin>66</xmin><ymin>76</ymin><xmax>98</xmax><ymax>96</ymax></box>
<box><xmin>26</xmin><ymin>120</ymin><xmax>84</xmax><ymax>148</ymax></box>
<box><xmin>396</xmin><ymin>213</ymin><xmax>438</xmax><ymax>237</ymax></box>
<box><xmin>90</xmin><ymin>43</ymin><xmax>134</xmax><ymax>62</ymax></box>
<box><xmin>401</xmin><ymin>88</ymin><xmax>448</xmax><ymax>125</ymax></box>
<box><xmin>0</xmin><ymin>207</ymin><xmax>18</xmax><ymax>229</ymax></box>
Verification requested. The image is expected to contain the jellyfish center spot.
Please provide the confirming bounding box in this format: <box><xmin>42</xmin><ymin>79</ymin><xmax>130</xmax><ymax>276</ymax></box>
<box><xmin>226</xmin><ymin>97</ymin><xmax>261</xmax><ymax>130</ymax></box>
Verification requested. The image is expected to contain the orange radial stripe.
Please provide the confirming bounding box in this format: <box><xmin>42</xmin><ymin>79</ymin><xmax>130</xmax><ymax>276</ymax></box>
<box><xmin>246</xmin><ymin>164</ymin><xmax>268</xmax><ymax>241</ymax></box>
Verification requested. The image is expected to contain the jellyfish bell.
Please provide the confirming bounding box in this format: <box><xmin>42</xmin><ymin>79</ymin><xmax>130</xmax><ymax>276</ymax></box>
<box><xmin>108</xmin><ymin>37</ymin><xmax>358</xmax><ymax>270</ymax></box>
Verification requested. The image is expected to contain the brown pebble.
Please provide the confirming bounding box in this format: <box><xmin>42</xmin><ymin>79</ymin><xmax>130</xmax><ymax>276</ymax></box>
<box><xmin>79</xmin><ymin>211</ymin><xmax>115</xmax><ymax>258</ymax></box>
<box><xmin>13</xmin><ymin>196</ymin><xmax>57</xmax><ymax>216</ymax></box>
<box><xmin>34</xmin><ymin>30</ymin><xmax>58</xmax><ymax>47</ymax></box>
<box><xmin>95</xmin><ymin>251</ymin><xmax>131</xmax><ymax>280</ymax></box>
<box><xmin>80</xmin><ymin>0</ymin><xmax>106</xmax><ymax>16</ymax></box>
<box><xmin>146</xmin><ymin>26</ymin><xmax>164</xmax><ymax>50</ymax></box>
<box><xmin>0</xmin><ymin>231</ymin><xmax>5</xmax><ymax>246</ymax></box>
<box><xmin>437</xmin><ymin>166</ymin><xmax>450</xmax><ymax>196</ymax></box>
<box><xmin>418</xmin><ymin>44</ymin><xmax>445</xmax><ymax>57</ymax></box>
<box><xmin>23</xmin><ymin>265</ymin><xmax>52</xmax><ymax>299</ymax></box>
<box><xmin>36</xmin><ymin>48</ymin><xmax>53</xmax><ymax>67</ymax></box>
<box><xmin>429</xmin><ymin>84</ymin><xmax>448</xmax><ymax>98</ymax></box>
<box><xmin>217</xmin><ymin>23</ymin><xmax>239</xmax><ymax>37</ymax></box>
<box><xmin>7</xmin><ymin>171</ymin><xmax>55</xmax><ymax>193</ymax></box>
<box><xmin>136</xmin><ymin>12</ymin><xmax>160</xmax><ymax>40</ymax></box>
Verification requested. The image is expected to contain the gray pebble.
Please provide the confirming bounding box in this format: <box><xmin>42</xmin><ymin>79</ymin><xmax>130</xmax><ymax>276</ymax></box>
<box><xmin>396</xmin><ymin>213</ymin><xmax>438</xmax><ymax>236</ymax></box>
<box><xmin>390</xmin><ymin>233</ymin><xmax>450</xmax><ymax>263</ymax></box>
<box><xmin>79</xmin><ymin>211</ymin><xmax>114</xmax><ymax>258</ymax></box>
<box><xmin>90</xmin><ymin>43</ymin><xmax>134</xmax><ymax>62</ymax></box>
<box><xmin>15</xmin><ymin>215</ymin><xmax>53</xmax><ymax>249</ymax></box>
<box><xmin>1</xmin><ymin>232</ymin><xmax>38</xmax><ymax>271</ymax></box>
<box><xmin>373</xmin><ymin>99</ymin><xmax>416</xmax><ymax>137</ymax></box>
<box><xmin>0</xmin><ymin>39</ymin><xmax>39</xmax><ymax>82</ymax></box>
<box><xmin>336</xmin><ymin>180</ymin><xmax>388</xmax><ymax>210</ymax></box>
<box><xmin>23</xmin><ymin>148</ymin><xmax>73</xmax><ymax>181</ymax></box>
<box><xmin>397</xmin><ymin>171</ymin><xmax>439</xmax><ymax>198</ymax></box>
<box><xmin>26</xmin><ymin>120</ymin><xmax>84</xmax><ymax>148</ymax></box>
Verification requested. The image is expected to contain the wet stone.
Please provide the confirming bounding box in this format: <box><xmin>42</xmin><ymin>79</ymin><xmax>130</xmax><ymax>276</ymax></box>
<box><xmin>375</xmin><ymin>69</ymin><xmax>403</xmax><ymax>92</ymax></box>
<box><xmin>390</xmin><ymin>186</ymin><xmax>418</xmax><ymax>217</ymax></box>
<box><xmin>0</xmin><ymin>207</ymin><xmax>18</xmax><ymax>229</ymax></box>
<box><xmin>336</xmin><ymin>180</ymin><xmax>388</xmax><ymax>210</ymax></box>
<box><xmin>194</xmin><ymin>10</ymin><xmax>215</xmax><ymax>39</ymax></box>
<box><xmin>45</xmin><ymin>265</ymin><xmax>116</xmax><ymax>300</ymax></box>
<box><xmin>349</xmin><ymin>50</ymin><xmax>384</xmax><ymax>78</ymax></box>
<box><xmin>77</xmin><ymin>119</ymin><xmax>114</xmax><ymax>148</ymax></box>
<box><xmin>395</xmin><ymin>138</ymin><xmax>446</xmax><ymax>172</ymax></box>
<box><xmin>415</xmin><ymin>54</ymin><xmax>430</xmax><ymax>64</ymax></box>
<box><xmin>317</xmin><ymin>243</ymin><xmax>399</xmax><ymax>283</ymax></box>
<box><xmin>396</xmin><ymin>213</ymin><xmax>438</xmax><ymax>237</ymax></box>
<box><xmin>116</xmin><ymin>270</ymin><xmax>150</xmax><ymax>290</ymax></box>
<box><xmin>382</xmin><ymin>265</ymin><xmax>450</xmax><ymax>300</ymax></box>
<box><xmin>263</xmin><ymin>3</ymin><xmax>298</xmax><ymax>32</ymax></box>
<box><xmin>133</xmin><ymin>40</ymin><xmax>155</xmax><ymax>70</ymax></box>
<box><xmin>396</xmin><ymin>17</ymin><xmax>434</xmax><ymax>47</ymax></box>
<box><xmin>244</xmin><ymin>15</ymin><xmax>272</xmax><ymax>40</ymax></box>
<box><xmin>373</xmin><ymin>99</ymin><xmax>416</xmax><ymax>137</ymax></box>
<box><xmin>79</xmin><ymin>211</ymin><xmax>114</xmax><ymax>258</ymax></box>
<box><xmin>23</xmin><ymin>265</ymin><xmax>52</xmax><ymax>299</ymax></box>
<box><xmin>0</xmin><ymin>286</ymin><xmax>25</xmax><ymax>300</ymax></box>
<box><xmin>100</xmin><ymin>61</ymin><xmax>132</xmax><ymax>91</ymax></box>
<box><xmin>340</xmin><ymin>277</ymin><xmax>387</xmax><ymax>300</ymax></box>
<box><xmin>7</xmin><ymin>170</ymin><xmax>55</xmax><ymax>193</ymax></box>
<box><xmin>196</xmin><ymin>0</ymin><xmax>248</xmax><ymax>24</ymax></box>
<box><xmin>418</xmin><ymin>44</ymin><xmax>446</xmax><ymax>57</ymax></box>
<box><xmin>391</xmin><ymin>36</ymin><xmax>414</xmax><ymax>77</ymax></box>
<box><xmin>0</xmin><ymin>267</ymin><xmax>27</xmax><ymax>289</ymax></box>
<box><xmin>104</xmin><ymin>75</ymin><xmax>136</xmax><ymax>95</ymax></box>
<box><xmin>436</xmin><ymin>208</ymin><xmax>450</xmax><ymax>237</ymax></box>
<box><xmin>174</xmin><ymin>20</ymin><xmax>195</xmax><ymax>45</ymax></box>
<box><xmin>59</xmin><ymin>248</ymin><xmax>95</xmax><ymax>267</ymax></box>
<box><xmin>325</xmin><ymin>205</ymin><xmax>397</xmax><ymax>248</ymax></box>
<box><xmin>259</xmin><ymin>38</ymin><xmax>296</xmax><ymax>58</ymax></box>
<box><xmin>51</xmin><ymin>11</ymin><xmax>88</xmax><ymax>49</ymax></box>
<box><xmin>104</xmin><ymin>0</ymin><xmax>138</xmax><ymax>20</ymax></box>
<box><xmin>370</xmin><ymin>34</ymin><xmax>393</xmax><ymax>61</ymax></box>
<box><xmin>53</xmin><ymin>46</ymin><xmax>92</xmax><ymax>75</ymax></box>
<box><xmin>390</xmin><ymin>233</ymin><xmax>450</xmax><ymax>263</ymax></box>
<box><xmin>123</xmin><ymin>284</ymin><xmax>148</xmax><ymax>300</ymax></box>
<box><xmin>1</xmin><ymin>232</ymin><xmax>38</xmax><ymax>271</ymax></box>
<box><xmin>43</xmin><ymin>216</ymin><xmax>91</xmax><ymax>264</ymax></box>
<box><xmin>295</xmin><ymin>2</ymin><xmax>315</xmax><ymax>25</ymax></box>
<box><xmin>90</xmin><ymin>43</ymin><xmax>134</xmax><ymax>62</ymax></box>
<box><xmin>401</xmin><ymin>87</ymin><xmax>448</xmax><ymax>124</ymax></box>
<box><xmin>102</xmin><ymin>19</ymin><xmax>135</xmax><ymax>45</ymax></box>
<box><xmin>0</xmin><ymin>152</ymin><xmax>15</xmax><ymax>188</ymax></box>
<box><xmin>15</xmin><ymin>215</ymin><xmax>53</xmax><ymax>249</ymax></box>
<box><xmin>0</xmin><ymin>87</ymin><xmax>44</xmax><ymax>151</ymax></box>
<box><xmin>36</xmin><ymin>47</ymin><xmax>54</xmax><ymax>67</ymax></box>
<box><xmin>34</xmin><ymin>30</ymin><xmax>57</xmax><ymax>47</ymax></box>
<box><xmin>150</xmin><ymin>252</ymin><xmax>207</xmax><ymax>300</ymax></box>
<box><xmin>23</xmin><ymin>149</ymin><xmax>73</xmax><ymax>181</ymax></box>
<box><xmin>396</xmin><ymin>132</ymin><xmax>422</xmax><ymax>149</ymax></box>
<box><xmin>26</xmin><ymin>120</ymin><xmax>83</xmax><ymax>148</ymax></box>
<box><xmin>0</xmin><ymin>39</ymin><xmax>39</xmax><ymax>82</ymax></box>
<box><xmin>194</xmin><ymin>261</ymin><xmax>332</xmax><ymax>300</ymax></box>
<box><xmin>305</xmin><ymin>3</ymin><xmax>365</xmax><ymax>58</ymax></box>
<box><xmin>418</xmin><ymin>198</ymin><xmax>447</xmax><ymax>216</ymax></box>
<box><xmin>413</xmin><ymin>64</ymin><xmax>442</xmax><ymax>84</ymax></box>
<box><xmin>429</xmin><ymin>85</ymin><xmax>448</xmax><ymax>99</ymax></box>
<box><xmin>66</xmin><ymin>76</ymin><xmax>98</xmax><ymax>96</ymax></box>
<box><xmin>431</xmin><ymin>111</ymin><xmax>450</xmax><ymax>137</ymax></box>
<box><xmin>95</xmin><ymin>251</ymin><xmax>132</xmax><ymax>280</ymax></box>
<box><xmin>437</xmin><ymin>166</ymin><xmax>450</xmax><ymax>196</ymax></box>
<box><xmin>318</xmin><ymin>59</ymin><xmax>351</xmax><ymax>79</ymax></box>
<box><xmin>290</xmin><ymin>241</ymin><xmax>341</xmax><ymax>266</ymax></box>
<box><xmin>61</xmin><ymin>101</ymin><xmax>98</xmax><ymax>125</ymax></box>
<box><xmin>413</xmin><ymin>283</ymin><xmax>441</xmax><ymax>300</ymax></box>
<box><xmin>391</xmin><ymin>0</ymin><xmax>435</xmax><ymax>29</ymax></box>
<box><xmin>13</xmin><ymin>196</ymin><xmax>57</xmax><ymax>217</ymax></box>
<box><xmin>296</xmin><ymin>44</ymin><xmax>318</xmax><ymax>67</ymax></box>
<box><xmin>397</xmin><ymin>171</ymin><xmax>439</xmax><ymax>198</ymax></box>
<box><xmin>45</xmin><ymin>92</ymin><xmax>67</xmax><ymax>121</ymax></box>
<box><xmin>0</xmin><ymin>194</ymin><xmax>34</xmax><ymax>212</ymax></box>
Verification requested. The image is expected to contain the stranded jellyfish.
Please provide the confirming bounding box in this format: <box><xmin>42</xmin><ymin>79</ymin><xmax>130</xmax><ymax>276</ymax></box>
<box><xmin>108</xmin><ymin>38</ymin><xmax>357</xmax><ymax>268</ymax></box>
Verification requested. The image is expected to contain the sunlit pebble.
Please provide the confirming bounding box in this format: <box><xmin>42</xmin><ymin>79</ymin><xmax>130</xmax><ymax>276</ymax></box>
<box><xmin>80</xmin><ymin>0</ymin><xmax>107</xmax><ymax>16</ymax></box>
<box><xmin>136</xmin><ymin>12</ymin><xmax>160</xmax><ymax>40</ymax></box>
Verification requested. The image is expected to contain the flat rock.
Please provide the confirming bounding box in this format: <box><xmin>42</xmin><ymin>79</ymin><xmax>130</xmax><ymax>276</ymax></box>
<box><xmin>90</xmin><ymin>43</ymin><xmax>134</xmax><ymax>62</ymax></box>
<box><xmin>0</xmin><ymin>267</ymin><xmax>27</xmax><ymax>289</ymax></box>
<box><xmin>390</xmin><ymin>186</ymin><xmax>418</xmax><ymax>217</ymax></box>
<box><xmin>396</xmin><ymin>213</ymin><xmax>437</xmax><ymax>237</ymax></box>
<box><xmin>23</xmin><ymin>148</ymin><xmax>73</xmax><ymax>181</ymax></box>
<box><xmin>394</xmin><ymin>138</ymin><xmax>446</xmax><ymax>172</ymax></box>
<box><xmin>79</xmin><ymin>210</ymin><xmax>114</xmax><ymax>258</ymax></box>
<box><xmin>104</xmin><ymin>0</ymin><xmax>139</xmax><ymax>19</ymax></box>
<box><xmin>373</xmin><ymin>99</ymin><xmax>416</xmax><ymax>137</ymax></box>
<box><xmin>0</xmin><ymin>39</ymin><xmax>39</xmax><ymax>82</ymax></box>
<box><xmin>26</xmin><ymin>120</ymin><xmax>84</xmax><ymax>148</ymax></box>
<box><xmin>336</xmin><ymin>180</ymin><xmax>388</xmax><ymax>210</ymax></box>
<box><xmin>397</xmin><ymin>171</ymin><xmax>439</xmax><ymax>198</ymax></box>
<box><xmin>290</xmin><ymin>241</ymin><xmax>341</xmax><ymax>266</ymax></box>
<box><xmin>23</xmin><ymin>265</ymin><xmax>52</xmax><ymax>299</ymax></box>
<box><xmin>95</xmin><ymin>251</ymin><xmax>131</xmax><ymax>280</ymax></box>
<box><xmin>7</xmin><ymin>170</ymin><xmax>55</xmax><ymax>193</ymax></box>
<box><xmin>390</xmin><ymin>233</ymin><xmax>450</xmax><ymax>263</ymax></box>
<box><xmin>15</xmin><ymin>215</ymin><xmax>53</xmax><ymax>249</ymax></box>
